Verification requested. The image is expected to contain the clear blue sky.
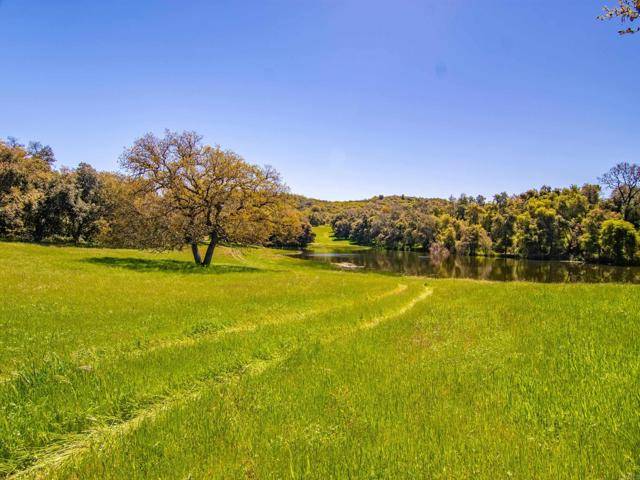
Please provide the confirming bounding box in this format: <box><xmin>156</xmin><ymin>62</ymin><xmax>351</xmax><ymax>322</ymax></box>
<box><xmin>1</xmin><ymin>0</ymin><xmax>637</xmax><ymax>200</ymax></box>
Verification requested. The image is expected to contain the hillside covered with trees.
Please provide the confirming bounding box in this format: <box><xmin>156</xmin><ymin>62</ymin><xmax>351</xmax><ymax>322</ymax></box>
<box><xmin>299</xmin><ymin>166</ymin><xmax>640</xmax><ymax>265</ymax></box>
<box><xmin>2</xmin><ymin>133</ymin><xmax>639</xmax><ymax>266</ymax></box>
<box><xmin>0</xmin><ymin>133</ymin><xmax>314</xmax><ymax>264</ymax></box>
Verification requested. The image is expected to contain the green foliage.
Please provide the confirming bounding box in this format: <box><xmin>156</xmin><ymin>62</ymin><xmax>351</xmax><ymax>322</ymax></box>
<box><xmin>0</xmin><ymin>140</ymin><xmax>54</xmax><ymax>239</ymax></box>
<box><xmin>0</xmin><ymin>136</ymin><xmax>313</xmax><ymax>252</ymax></box>
<box><xmin>556</xmin><ymin>185</ymin><xmax>589</xmax><ymax>220</ymax></box>
<box><xmin>456</xmin><ymin>223</ymin><xmax>492</xmax><ymax>256</ymax></box>
<box><xmin>68</xmin><ymin>163</ymin><xmax>106</xmax><ymax>242</ymax></box>
<box><xmin>599</xmin><ymin>219</ymin><xmax>639</xmax><ymax>264</ymax></box>
<box><xmin>490</xmin><ymin>211</ymin><xmax>515</xmax><ymax>254</ymax></box>
<box><xmin>266</xmin><ymin>206</ymin><xmax>315</xmax><ymax>248</ymax></box>
<box><xmin>437</xmin><ymin>223</ymin><xmax>458</xmax><ymax>254</ymax></box>
<box><xmin>579</xmin><ymin>207</ymin><xmax>618</xmax><ymax>261</ymax></box>
<box><xmin>514</xmin><ymin>203</ymin><xmax>567</xmax><ymax>259</ymax></box>
<box><xmin>324</xmin><ymin>177</ymin><xmax>639</xmax><ymax>265</ymax></box>
<box><xmin>1</xmin><ymin>134</ymin><xmax>638</xmax><ymax>267</ymax></box>
<box><xmin>0</xmin><ymin>141</ymin><xmax>109</xmax><ymax>243</ymax></box>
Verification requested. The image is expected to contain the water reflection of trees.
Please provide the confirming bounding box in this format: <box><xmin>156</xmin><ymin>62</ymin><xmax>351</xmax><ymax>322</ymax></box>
<box><xmin>303</xmin><ymin>251</ymin><xmax>640</xmax><ymax>283</ymax></box>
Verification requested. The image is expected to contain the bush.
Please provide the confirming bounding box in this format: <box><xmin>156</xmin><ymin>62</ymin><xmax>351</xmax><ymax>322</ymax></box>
<box><xmin>599</xmin><ymin>219</ymin><xmax>639</xmax><ymax>265</ymax></box>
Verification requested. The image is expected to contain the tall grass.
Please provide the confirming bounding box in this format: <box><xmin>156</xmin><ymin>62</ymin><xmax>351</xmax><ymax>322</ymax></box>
<box><xmin>0</xmin><ymin>241</ymin><xmax>638</xmax><ymax>478</ymax></box>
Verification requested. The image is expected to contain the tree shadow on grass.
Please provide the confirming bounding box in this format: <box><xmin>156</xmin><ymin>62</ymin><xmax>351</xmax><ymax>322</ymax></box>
<box><xmin>84</xmin><ymin>257</ymin><xmax>264</xmax><ymax>274</ymax></box>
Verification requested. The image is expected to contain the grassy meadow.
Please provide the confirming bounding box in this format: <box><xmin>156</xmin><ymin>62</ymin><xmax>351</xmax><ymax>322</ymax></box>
<box><xmin>1</xmin><ymin>233</ymin><xmax>639</xmax><ymax>479</ymax></box>
<box><xmin>307</xmin><ymin>225</ymin><xmax>370</xmax><ymax>253</ymax></box>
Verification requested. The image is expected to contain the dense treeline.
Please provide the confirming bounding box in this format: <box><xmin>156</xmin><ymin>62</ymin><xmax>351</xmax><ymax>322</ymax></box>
<box><xmin>326</xmin><ymin>171</ymin><xmax>640</xmax><ymax>265</ymax></box>
<box><xmin>0</xmin><ymin>134</ymin><xmax>314</xmax><ymax>263</ymax></box>
<box><xmin>3</xmin><ymin>133</ymin><xmax>639</xmax><ymax>266</ymax></box>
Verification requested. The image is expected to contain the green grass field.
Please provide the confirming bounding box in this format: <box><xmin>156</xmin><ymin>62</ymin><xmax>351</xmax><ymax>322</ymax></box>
<box><xmin>308</xmin><ymin>225</ymin><xmax>370</xmax><ymax>252</ymax></box>
<box><xmin>1</xmin><ymin>235</ymin><xmax>639</xmax><ymax>479</ymax></box>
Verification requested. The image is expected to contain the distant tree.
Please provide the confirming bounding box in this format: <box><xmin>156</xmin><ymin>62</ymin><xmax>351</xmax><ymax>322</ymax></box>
<box><xmin>26</xmin><ymin>141</ymin><xmax>56</xmax><ymax>164</ymax></box>
<box><xmin>6</xmin><ymin>137</ymin><xmax>23</xmax><ymax>148</ymax></box>
<box><xmin>68</xmin><ymin>163</ymin><xmax>106</xmax><ymax>242</ymax></box>
<box><xmin>514</xmin><ymin>202</ymin><xmax>567</xmax><ymax>259</ymax></box>
<box><xmin>456</xmin><ymin>224</ymin><xmax>492</xmax><ymax>256</ymax></box>
<box><xmin>466</xmin><ymin>203</ymin><xmax>485</xmax><ymax>225</ymax></box>
<box><xmin>0</xmin><ymin>139</ymin><xmax>54</xmax><ymax>239</ymax></box>
<box><xmin>23</xmin><ymin>163</ymin><xmax>108</xmax><ymax>243</ymax></box>
<box><xmin>599</xmin><ymin>219</ymin><xmax>638</xmax><ymax>264</ymax></box>
<box><xmin>407</xmin><ymin>212</ymin><xmax>437</xmax><ymax>250</ymax></box>
<box><xmin>351</xmin><ymin>215</ymin><xmax>373</xmax><ymax>245</ymax></box>
<box><xmin>581</xmin><ymin>184</ymin><xmax>601</xmax><ymax>205</ymax></box>
<box><xmin>308</xmin><ymin>206</ymin><xmax>328</xmax><ymax>226</ymax></box>
<box><xmin>31</xmin><ymin>173</ymin><xmax>75</xmax><ymax>241</ymax></box>
<box><xmin>493</xmin><ymin>192</ymin><xmax>510</xmax><ymax>211</ymax></box>
<box><xmin>490</xmin><ymin>212</ymin><xmax>515</xmax><ymax>255</ymax></box>
<box><xmin>437</xmin><ymin>215</ymin><xmax>459</xmax><ymax>254</ymax></box>
<box><xmin>453</xmin><ymin>194</ymin><xmax>471</xmax><ymax>220</ymax></box>
<box><xmin>556</xmin><ymin>186</ymin><xmax>589</xmax><ymax>221</ymax></box>
<box><xmin>331</xmin><ymin>212</ymin><xmax>354</xmax><ymax>239</ymax></box>
<box><xmin>94</xmin><ymin>173</ymin><xmax>157</xmax><ymax>248</ymax></box>
<box><xmin>599</xmin><ymin>162</ymin><xmax>640</xmax><ymax>222</ymax></box>
<box><xmin>267</xmin><ymin>206</ymin><xmax>315</xmax><ymax>248</ymax></box>
<box><xmin>599</xmin><ymin>0</ymin><xmax>640</xmax><ymax>34</ymax></box>
<box><xmin>297</xmin><ymin>222</ymin><xmax>315</xmax><ymax>246</ymax></box>
<box><xmin>579</xmin><ymin>207</ymin><xmax>618</xmax><ymax>261</ymax></box>
<box><xmin>121</xmin><ymin>131</ymin><xmax>286</xmax><ymax>266</ymax></box>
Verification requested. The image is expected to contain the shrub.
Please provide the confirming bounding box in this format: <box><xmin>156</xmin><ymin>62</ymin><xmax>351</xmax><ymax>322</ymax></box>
<box><xmin>599</xmin><ymin>219</ymin><xmax>639</xmax><ymax>265</ymax></box>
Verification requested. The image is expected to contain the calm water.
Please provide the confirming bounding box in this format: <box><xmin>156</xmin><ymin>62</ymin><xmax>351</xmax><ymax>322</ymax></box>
<box><xmin>297</xmin><ymin>250</ymin><xmax>640</xmax><ymax>283</ymax></box>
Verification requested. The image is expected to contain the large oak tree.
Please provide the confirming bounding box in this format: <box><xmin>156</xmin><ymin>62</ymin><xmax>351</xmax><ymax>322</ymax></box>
<box><xmin>121</xmin><ymin>131</ymin><xmax>286</xmax><ymax>266</ymax></box>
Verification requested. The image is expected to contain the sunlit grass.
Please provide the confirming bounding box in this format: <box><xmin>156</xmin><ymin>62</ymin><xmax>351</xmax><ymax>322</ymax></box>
<box><xmin>1</xmin><ymin>239</ymin><xmax>639</xmax><ymax>479</ymax></box>
<box><xmin>308</xmin><ymin>225</ymin><xmax>370</xmax><ymax>253</ymax></box>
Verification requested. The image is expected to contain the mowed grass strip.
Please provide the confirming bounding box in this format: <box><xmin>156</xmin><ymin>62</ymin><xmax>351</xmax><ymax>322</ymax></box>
<box><xmin>2</xmin><ymin>242</ymin><xmax>640</xmax><ymax>478</ymax></box>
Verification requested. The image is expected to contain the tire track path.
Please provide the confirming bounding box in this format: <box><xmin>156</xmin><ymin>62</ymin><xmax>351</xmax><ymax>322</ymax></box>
<box><xmin>9</xmin><ymin>284</ymin><xmax>432</xmax><ymax>480</ymax></box>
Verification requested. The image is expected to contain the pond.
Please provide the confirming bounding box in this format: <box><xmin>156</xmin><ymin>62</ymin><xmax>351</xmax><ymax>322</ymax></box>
<box><xmin>297</xmin><ymin>250</ymin><xmax>640</xmax><ymax>283</ymax></box>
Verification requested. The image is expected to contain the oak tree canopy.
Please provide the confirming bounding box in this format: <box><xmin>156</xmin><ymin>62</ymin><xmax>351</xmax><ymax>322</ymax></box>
<box><xmin>120</xmin><ymin>131</ymin><xmax>286</xmax><ymax>266</ymax></box>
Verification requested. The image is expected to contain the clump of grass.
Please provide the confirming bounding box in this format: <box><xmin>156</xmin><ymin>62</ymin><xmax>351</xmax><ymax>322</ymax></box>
<box><xmin>185</xmin><ymin>321</ymin><xmax>225</xmax><ymax>337</ymax></box>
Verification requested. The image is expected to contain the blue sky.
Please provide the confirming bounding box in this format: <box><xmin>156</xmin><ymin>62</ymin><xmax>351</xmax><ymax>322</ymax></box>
<box><xmin>1</xmin><ymin>0</ymin><xmax>637</xmax><ymax>200</ymax></box>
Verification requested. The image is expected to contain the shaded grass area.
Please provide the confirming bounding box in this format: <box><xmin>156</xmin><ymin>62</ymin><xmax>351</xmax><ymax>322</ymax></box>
<box><xmin>83</xmin><ymin>256</ymin><xmax>263</xmax><ymax>274</ymax></box>
<box><xmin>1</xmin><ymin>241</ymin><xmax>639</xmax><ymax>478</ymax></box>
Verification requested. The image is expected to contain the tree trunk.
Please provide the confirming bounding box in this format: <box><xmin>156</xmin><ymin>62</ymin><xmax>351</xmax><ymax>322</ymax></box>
<box><xmin>191</xmin><ymin>242</ymin><xmax>203</xmax><ymax>265</ymax></box>
<box><xmin>201</xmin><ymin>233</ymin><xmax>217</xmax><ymax>267</ymax></box>
<box><xmin>73</xmin><ymin>226</ymin><xmax>81</xmax><ymax>244</ymax></box>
